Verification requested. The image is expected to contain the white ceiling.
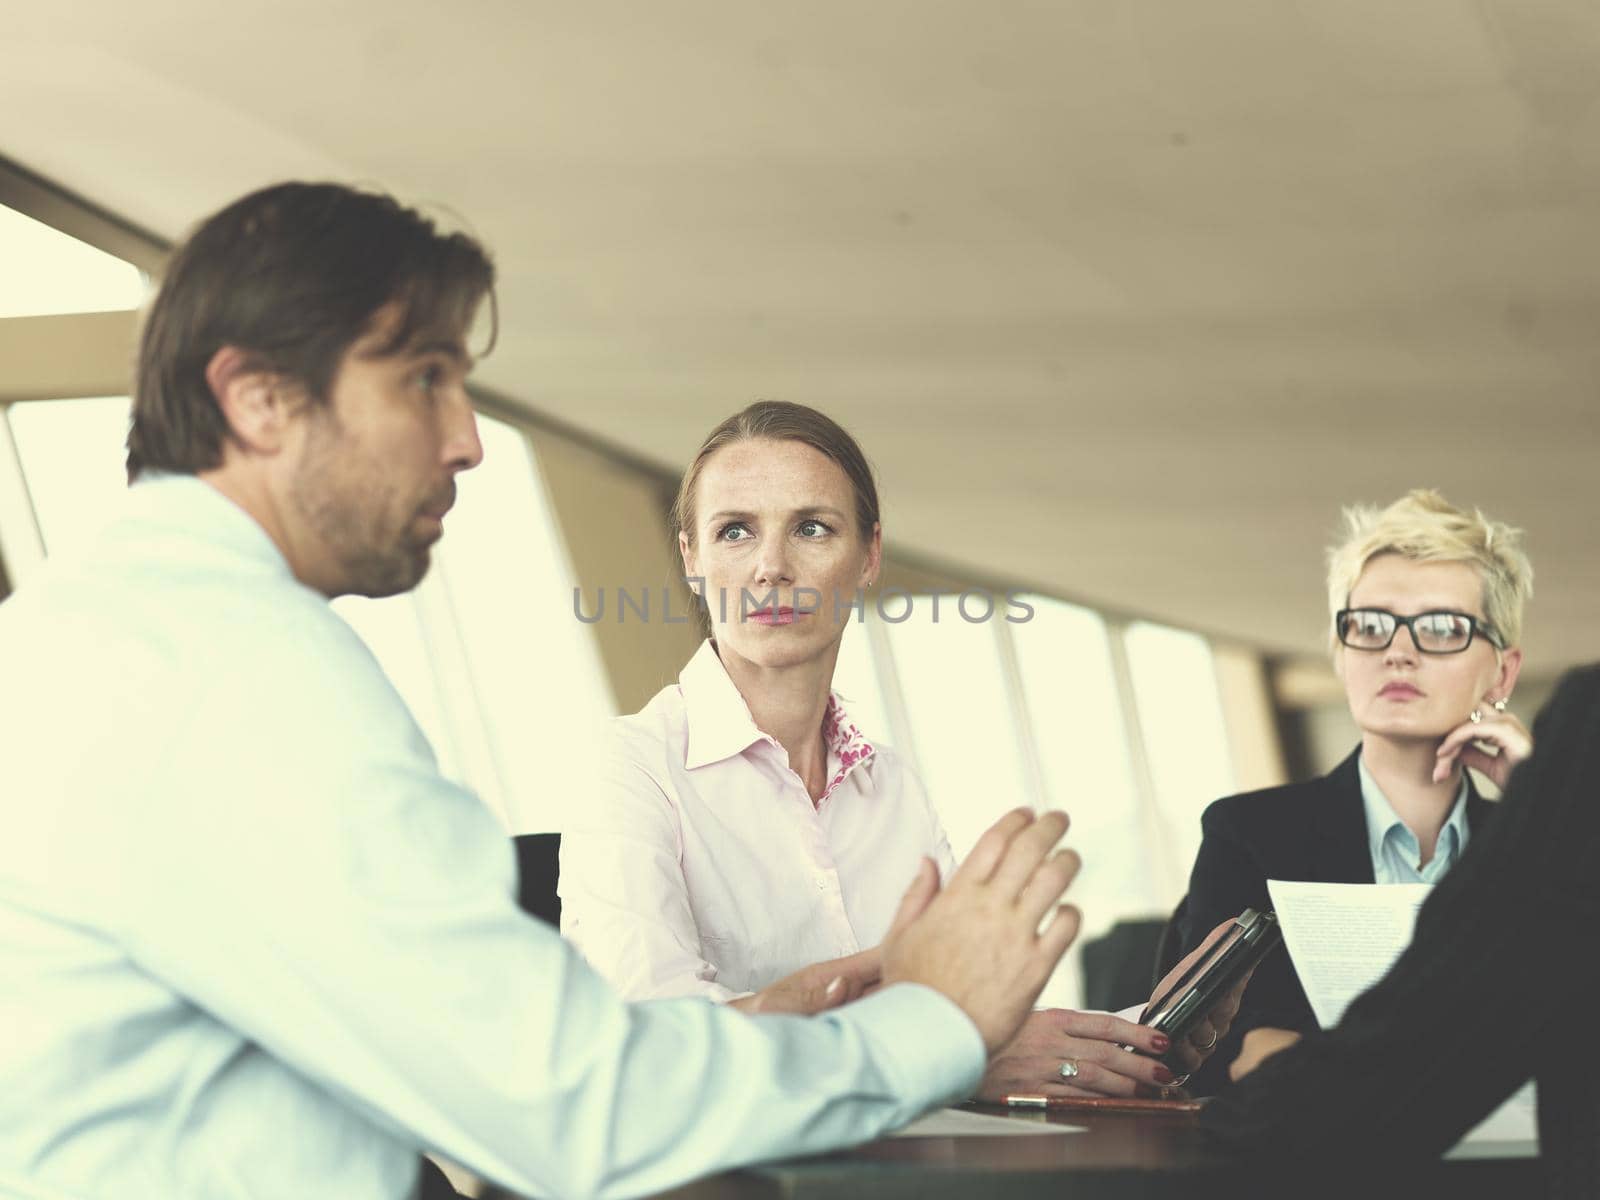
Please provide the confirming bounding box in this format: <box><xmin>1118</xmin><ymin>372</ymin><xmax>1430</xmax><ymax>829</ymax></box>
<box><xmin>5</xmin><ymin>0</ymin><xmax>1597</xmax><ymax>677</ymax></box>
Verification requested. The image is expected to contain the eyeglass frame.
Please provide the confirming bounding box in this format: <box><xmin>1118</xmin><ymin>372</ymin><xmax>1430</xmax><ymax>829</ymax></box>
<box><xmin>1334</xmin><ymin>608</ymin><xmax>1505</xmax><ymax>655</ymax></box>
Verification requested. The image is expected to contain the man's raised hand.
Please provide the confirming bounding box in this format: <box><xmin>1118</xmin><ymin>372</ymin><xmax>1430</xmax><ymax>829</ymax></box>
<box><xmin>881</xmin><ymin>808</ymin><xmax>1081</xmax><ymax>1054</ymax></box>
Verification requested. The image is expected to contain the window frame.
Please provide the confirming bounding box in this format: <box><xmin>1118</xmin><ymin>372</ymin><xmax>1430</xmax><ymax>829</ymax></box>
<box><xmin>0</xmin><ymin>156</ymin><xmax>167</xmax><ymax>276</ymax></box>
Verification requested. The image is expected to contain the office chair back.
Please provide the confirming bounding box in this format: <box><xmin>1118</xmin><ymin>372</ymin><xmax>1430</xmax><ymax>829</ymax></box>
<box><xmin>1080</xmin><ymin>917</ymin><xmax>1169</xmax><ymax>1012</ymax></box>
<box><xmin>513</xmin><ymin>833</ymin><xmax>561</xmax><ymax>927</ymax></box>
<box><xmin>1152</xmin><ymin>895</ymin><xmax>1189</xmax><ymax>989</ymax></box>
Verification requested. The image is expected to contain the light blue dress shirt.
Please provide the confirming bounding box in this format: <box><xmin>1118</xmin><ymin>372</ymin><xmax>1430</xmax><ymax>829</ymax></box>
<box><xmin>0</xmin><ymin>475</ymin><xmax>984</xmax><ymax>1200</ymax></box>
<box><xmin>1357</xmin><ymin>755</ymin><xmax>1472</xmax><ymax>885</ymax></box>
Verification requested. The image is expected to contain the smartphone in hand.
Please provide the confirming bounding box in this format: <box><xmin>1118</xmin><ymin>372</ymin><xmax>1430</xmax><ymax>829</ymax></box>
<box><xmin>1139</xmin><ymin>908</ymin><xmax>1282</xmax><ymax>1068</ymax></box>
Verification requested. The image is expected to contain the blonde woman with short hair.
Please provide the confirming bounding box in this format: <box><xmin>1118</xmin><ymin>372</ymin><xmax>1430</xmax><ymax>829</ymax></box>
<box><xmin>1174</xmin><ymin>489</ymin><xmax>1534</xmax><ymax>1092</ymax></box>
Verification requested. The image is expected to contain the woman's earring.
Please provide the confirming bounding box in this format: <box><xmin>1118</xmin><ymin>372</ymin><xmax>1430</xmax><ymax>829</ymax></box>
<box><xmin>1470</xmin><ymin>708</ymin><xmax>1483</xmax><ymax>724</ymax></box>
<box><xmin>1493</xmin><ymin>698</ymin><xmax>1508</xmax><ymax>713</ymax></box>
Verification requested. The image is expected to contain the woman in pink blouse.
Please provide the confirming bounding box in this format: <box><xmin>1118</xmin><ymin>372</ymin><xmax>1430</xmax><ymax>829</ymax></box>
<box><xmin>561</xmin><ymin>401</ymin><xmax>1239</xmax><ymax>1099</ymax></box>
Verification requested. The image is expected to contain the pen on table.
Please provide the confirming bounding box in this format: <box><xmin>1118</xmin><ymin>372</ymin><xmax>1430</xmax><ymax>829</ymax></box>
<box><xmin>1000</xmin><ymin>1093</ymin><xmax>1203</xmax><ymax>1112</ymax></box>
<box><xmin>1004</xmin><ymin>1095</ymin><xmax>1051</xmax><ymax>1108</ymax></box>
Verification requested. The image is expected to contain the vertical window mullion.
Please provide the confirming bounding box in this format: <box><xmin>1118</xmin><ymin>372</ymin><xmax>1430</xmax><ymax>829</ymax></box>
<box><xmin>1106</xmin><ymin>619</ymin><xmax>1184</xmax><ymax>910</ymax></box>
<box><xmin>0</xmin><ymin>405</ymin><xmax>47</xmax><ymax>589</ymax></box>
<box><xmin>993</xmin><ymin>617</ymin><xmax>1047</xmax><ymax>812</ymax></box>
<box><xmin>863</xmin><ymin>612</ymin><xmax>925</xmax><ymax>781</ymax></box>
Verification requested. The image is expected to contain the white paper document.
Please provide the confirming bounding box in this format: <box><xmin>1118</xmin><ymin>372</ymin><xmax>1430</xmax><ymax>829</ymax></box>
<box><xmin>1266</xmin><ymin>879</ymin><xmax>1537</xmax><ymax>1149</ymax></box>
<box><xmin>1265</xmin><ymin>880</ymin><xmax>1430</xmax><ymax>1028</ymax></box>
<box><xmin>887</xmin><ymin>1108</ymin><xmax>1084</xmax><ymax>1138</ymax></box>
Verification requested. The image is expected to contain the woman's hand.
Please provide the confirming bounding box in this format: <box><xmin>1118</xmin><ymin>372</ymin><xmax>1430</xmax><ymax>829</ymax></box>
<box><xmin>727</xmin><ymin>947</ymin><xmax>881</xmax><ymax>1015</ymax></box>
<box><xmin>974</xmin><ymin>916</ymin><xmax>1256</xmax><ymax>1099</ymax></box>
<box><xmin>1433</xmin><ymin>705</ymin><xmax>1533</xmax><ymax>789</ymax></box>
<box><xmin>1228</xmin><ymin>1026</ymin><xmax>1301</xmax><ymax>1082</ymax></box>
<box><xmin>977</xmin><ymin>1007</ymin><xmax>1178</xmax><ymax>1099</ymax></box>
<box><xmin>1147</xmin><ymin>918</ymin><xmax>1255</xmax><ymax>1076</ymax></box>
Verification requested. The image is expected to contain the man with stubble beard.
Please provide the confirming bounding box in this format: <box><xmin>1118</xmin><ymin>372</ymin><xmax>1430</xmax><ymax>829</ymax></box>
<box><xmin>0</xmin><ymin>182</ymin><xmax>1087</xmax><ymax>1200</ymax></box>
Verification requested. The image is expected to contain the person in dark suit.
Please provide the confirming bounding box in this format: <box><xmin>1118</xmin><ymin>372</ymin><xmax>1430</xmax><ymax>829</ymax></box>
<box><xmin>1202</xmin><ymin>663</ymin><xmax>1599</xmax><ymax>1198</ymax></box>
<box><xmin>1177</xmin><ymin>489</ymin><xmax>1535</xmax><ymax>1093</ymax></box>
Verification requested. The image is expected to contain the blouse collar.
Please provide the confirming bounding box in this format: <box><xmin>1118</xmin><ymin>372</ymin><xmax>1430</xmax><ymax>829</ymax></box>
<box><xmin>680</xmin><ymin>640</ymin><xmax>877</xmax><ymax>798</ymax></box>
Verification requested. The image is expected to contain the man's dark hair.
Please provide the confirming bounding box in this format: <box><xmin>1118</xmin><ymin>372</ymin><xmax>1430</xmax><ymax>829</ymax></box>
<box><xmin>128</xmin><ymin>182</ymin><xmax>496</xmax><ymax>481</ymax></box>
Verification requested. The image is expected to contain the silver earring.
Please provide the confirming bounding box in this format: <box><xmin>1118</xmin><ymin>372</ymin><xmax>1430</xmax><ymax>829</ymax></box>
<box><xmin>1470</xmin><ymin>708</ymin><xmax>1482</xmax><ymax>724</ymax></box>
<box><xmin>1493</xmin><ymin>698</ymin><xmax>1508</xmax><ymax>712</ymax></box>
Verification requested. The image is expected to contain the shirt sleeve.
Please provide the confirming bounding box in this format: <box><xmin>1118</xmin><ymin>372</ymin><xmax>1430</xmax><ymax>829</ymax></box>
<box><xmin>559</xmin><ymin>723</ymin><xmax>741</xmax><ymax>1002</ymax></box>
<box><xmin>114</xmin><ymin>622</ymin><xmax>986</xmax><ymax>1200</ymax></box>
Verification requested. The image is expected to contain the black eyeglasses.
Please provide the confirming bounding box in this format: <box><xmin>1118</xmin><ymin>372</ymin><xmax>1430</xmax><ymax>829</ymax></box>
<box><xmin>1335</xmin><ymin>608</ymin><xmax>1504</xmax><ymax>654</ymax></box>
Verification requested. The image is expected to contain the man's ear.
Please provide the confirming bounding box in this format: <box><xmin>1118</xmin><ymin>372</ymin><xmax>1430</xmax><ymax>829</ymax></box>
<box><xmin>205</xmin><ymin>346</ymin><xmax>298</xmax><ymax>456</ymax></box>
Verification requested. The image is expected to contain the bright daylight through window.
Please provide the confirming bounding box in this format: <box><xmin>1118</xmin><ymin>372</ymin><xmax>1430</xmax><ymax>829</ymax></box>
<box><xmin>0</xmin><ymin>202</ymin><xmax>146</xmax><ymax>318</ymax></box>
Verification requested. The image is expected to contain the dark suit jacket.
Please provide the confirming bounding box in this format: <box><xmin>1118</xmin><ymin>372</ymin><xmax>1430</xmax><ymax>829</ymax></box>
<box><xmin>1178</xmin><ymin>748</ymin><xmax>1493</xmax><ymax>1094</ymax></box>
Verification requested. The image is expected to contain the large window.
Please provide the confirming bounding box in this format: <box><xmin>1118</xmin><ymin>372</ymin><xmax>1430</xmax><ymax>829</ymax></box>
<box><xmin>829</xmin><ymin>615</ymin><xmax>895</xmax><ymax>748</ymax></box>
<box><xmin>1122</xmin><ymin>621</ymin><xmax>1237</xmax><ymax>909</ymax></box>
<box><xmin>0</xmin><ymin>190</ymin><xmax>151</xmax><ymax>590</ymax></box>
<box><xmin>1012</xmin><ymin>597</ymin><xmax>1156</xmax><ymax>1003</ymax></box>
<box><xmin>0</xmin><ymin>202</ymin><xmax>146</xmax><ymax>318</ymax></box>
<box><xmin>5</xmin><ymin>397</ymin><xmax>132</xmax><ymax>558</ymax></box>
<box><xmin>886</xmin><ymin>609</ymin><xmax>1036</xmax><ymax>860</ymax></box>
<box><xmin>428</xmin><ymin>414</ymin><xmax>615</xmax><ymax>833</ymax></box>
<box><xmin>872</xmin><ymin>596</ymin><xmax>1252</xmax><ymax>1009</ymax></box>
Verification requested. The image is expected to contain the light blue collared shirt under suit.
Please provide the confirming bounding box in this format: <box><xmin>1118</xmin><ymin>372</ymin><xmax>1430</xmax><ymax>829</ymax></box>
<box><xmin>1357</xmin><ymin>754</ymin><xmax>1473</xmax><ymax>885</ymax></box>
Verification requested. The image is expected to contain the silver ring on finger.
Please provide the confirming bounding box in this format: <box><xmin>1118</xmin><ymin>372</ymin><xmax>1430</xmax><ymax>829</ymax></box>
<box><xmin>1192</xmin><ymin>1028</ymin><xmax>1218</xmax><ymax>1052</ymax></box>
<box><xmin>1161</xmin><ymin>1073</ymin><xmax>1192</xmax><ymax>1098</ymax></box>
<box><xmin>1057</xmin><ymin>1059</ymin><xmax>1080</xmax><ymax>1080</ymax></box>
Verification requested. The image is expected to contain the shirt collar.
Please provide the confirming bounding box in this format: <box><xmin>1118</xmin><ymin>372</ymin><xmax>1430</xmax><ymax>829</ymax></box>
<box><xmin>681</xmin><ymin>640</ymin><xmax>769</xmax><ymax>769</ymax></box>
<box><xmin>679</xmin><ymin>640</ymin><xmax>877</xmax><ymax>784</ymax></box>
<box><xmin>1357</xmin><ymin>752</ymin><xmax>1471</xmax><ymax>869</ymax></box>
<box><xmin>125</xmin><ymin>473</ymin><xmax>295</xmax><ymax>581</ymax></box>
<box><xmin>819</xmin><ymin>692</ymin><xmax>876</xmax><ymax>796</ymax></box>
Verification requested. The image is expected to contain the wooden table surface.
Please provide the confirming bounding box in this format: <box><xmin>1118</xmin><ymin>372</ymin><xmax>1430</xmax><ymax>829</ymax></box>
<box><xmin>652</xmin><ymin>1104</ymin><xmax>1541</xmax><ymax>1200</ymax></box>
